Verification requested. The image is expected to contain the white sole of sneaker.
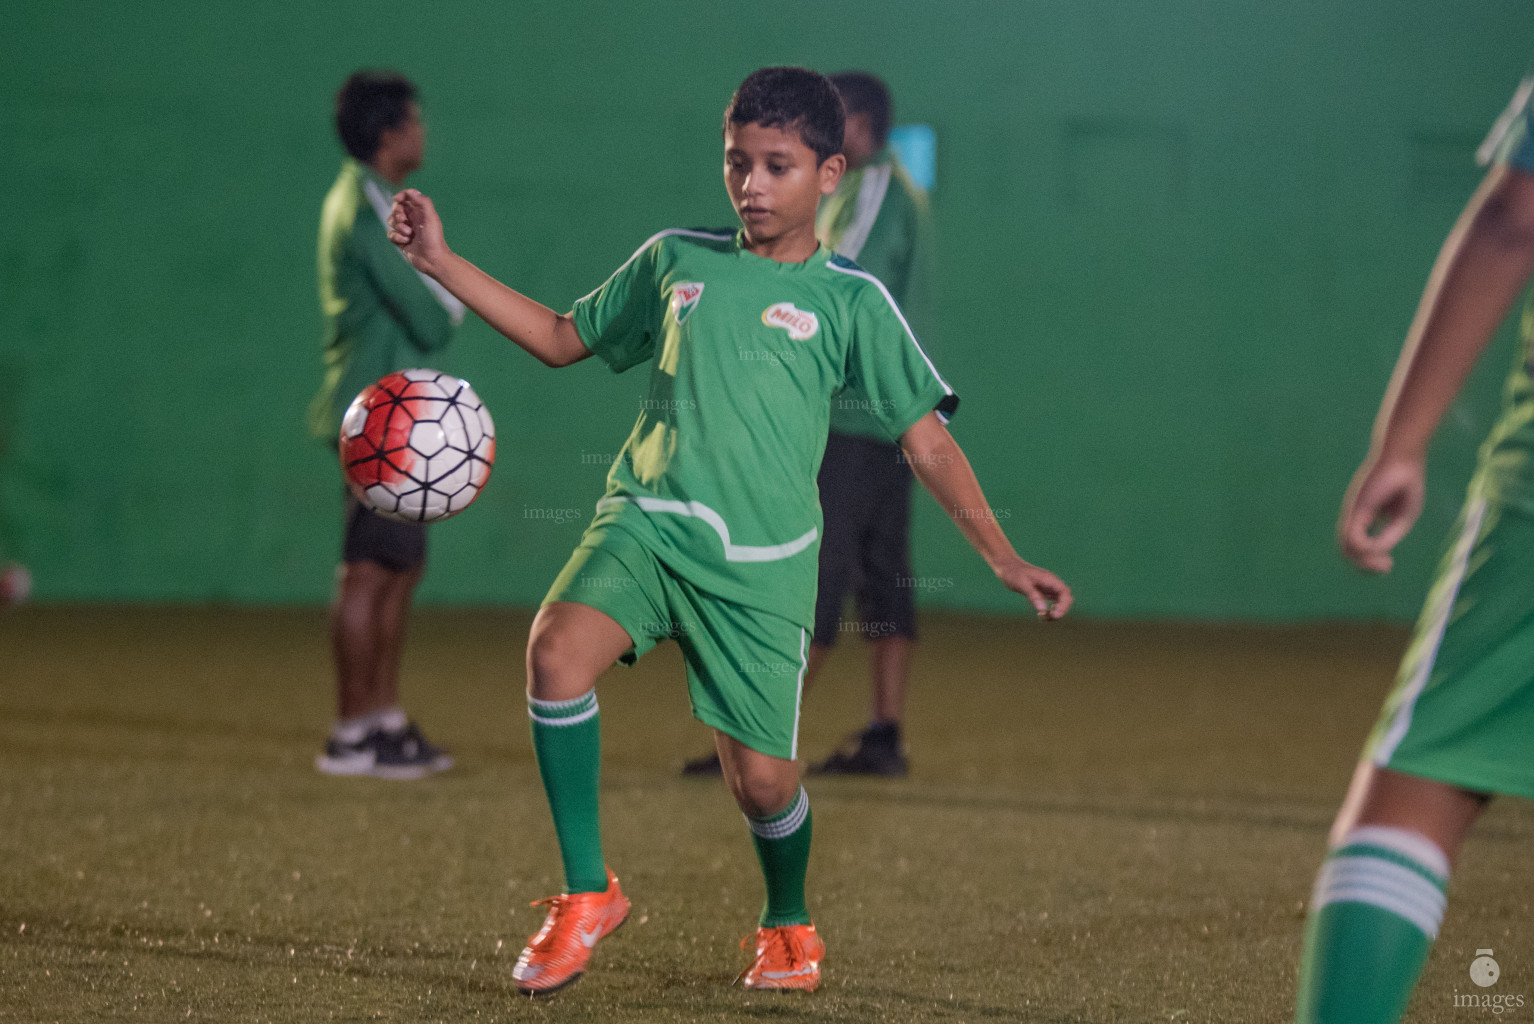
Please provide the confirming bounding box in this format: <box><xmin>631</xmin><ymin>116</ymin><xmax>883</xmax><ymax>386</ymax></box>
<box><xmin>315</xmin><ymin>754</ymin><xmax>375</xmax><ymax>776</ymax></box>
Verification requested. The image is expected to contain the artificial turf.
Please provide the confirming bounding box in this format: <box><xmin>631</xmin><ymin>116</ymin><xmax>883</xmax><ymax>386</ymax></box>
<box><xmin>1</xmin><ymin>607</ymin><xmax>1529</xmax><ymax>1022</ymax></box>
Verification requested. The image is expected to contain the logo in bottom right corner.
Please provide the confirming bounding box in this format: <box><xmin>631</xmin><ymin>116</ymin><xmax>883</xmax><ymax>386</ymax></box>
<box><xmin>1454</xmin><ymin>949</ymin><xmax>1525</xmax><ymax>1013</ymax></box>
<box><xmin>1473</xmin><ymin>950</ymin><xmax>1502</xmax><ymax>988</ymax></box>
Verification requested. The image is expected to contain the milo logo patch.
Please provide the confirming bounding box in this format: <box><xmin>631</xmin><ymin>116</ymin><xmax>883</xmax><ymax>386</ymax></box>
<box><xmin>761</xmin><ymin>302</ymin><xmax>819</xmax><ymax>340</ymax></box>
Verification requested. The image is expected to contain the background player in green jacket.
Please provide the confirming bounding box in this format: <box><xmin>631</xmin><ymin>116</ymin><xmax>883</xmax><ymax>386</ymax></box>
<box><xmin>385</xmin><ymin>66</ymin><xmax>1070</xmax><ymax>996</ymax></box>
<box><xmin>1297</xmin><ymin>72</ymin><xmax>1534</xmax><ymax>1024</ymax></box>
<box><xmin>308</xmin><ymin>71</ymin><xmax>464</xmax><ymax>780</ymax></box>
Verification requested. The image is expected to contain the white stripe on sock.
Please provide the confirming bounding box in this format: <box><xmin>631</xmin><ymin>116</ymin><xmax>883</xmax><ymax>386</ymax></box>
<box><xmin>1314</xmin><ymin>882</ymin><xmax>1443</xmax><ymax>938</ymax></box>
<box><xmin>748</xmin><ymin>787</ymin><xmax>809</xmax><ymax>840</ymax></box>
<box><xmin>529</xmin><ymin>705</ymin><xmax>599</xmax><ymax>727</ymax></box>
<box><xmin>1312</xmin><ymin>857</ymin><xmax>1447</xmax><ymax>938</ymax></box>
<box><xmin>371</xmin><ymin>707</ymin><xmax>408</xmax><ymax>734</ymax></box>
<box><xmin>528</xmin><ymin>691</ymin><xmax>597</xmax><ymax>712</ymax></box>
<box><xmin>1319</xmin><ymin>859</ymin><xmax>1447</xmax><ymax>917</ymax></box>
<box><xmin>333</xmin><ymin>717</ymin><xmax>370</xmax><ymax>745</ymax></box>
<box><xmin>528</xmin><ymin>691</ymin><xmax>599</xmax><ymax>727</ymax></box>
<box><xmin>1341</xmin><ymin>826</ymin><xmax>1450</xmax><ymax>881</ymax></box>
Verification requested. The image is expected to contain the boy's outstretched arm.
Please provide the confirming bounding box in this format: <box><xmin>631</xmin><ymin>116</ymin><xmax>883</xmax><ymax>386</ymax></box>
<box><xmin>899</xmin><ymin>412</ymin><xmax>1072</xmax><ymax>619</ymax></box>
<box><xmin>386</xmin><ymin>189</ymin><xmax>591</xmax><ymax>368</ymax></box>
<box><xmin>1341</xmin><ymin>164</ymin><xmax>1534</xmax><ymax>573</ymax></box>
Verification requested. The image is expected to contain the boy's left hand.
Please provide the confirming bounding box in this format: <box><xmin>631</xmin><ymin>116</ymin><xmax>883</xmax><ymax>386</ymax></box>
<box><xmin>993</xmin><ymin>555</ymin><xmax>1072</xmax><ymax>620</ymax></box>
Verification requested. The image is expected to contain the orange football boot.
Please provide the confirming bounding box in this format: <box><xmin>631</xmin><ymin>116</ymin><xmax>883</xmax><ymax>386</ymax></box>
<box><xmin>736</xmin><ymin>922</ymin><xmax>826</xmax><ymax>990</ymax></box>
<box><xmin>512</xmin><ymin>868</ymin><xmax>631</xmax><ymax>996</ymax></box>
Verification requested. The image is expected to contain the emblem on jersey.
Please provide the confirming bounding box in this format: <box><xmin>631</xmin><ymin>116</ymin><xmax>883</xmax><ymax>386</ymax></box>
<box><xmin>671</xmin><ymin>282</ymin><xmax>705</xmax><ymax>324</ymax></box>
<box><xmin>761</xmin><ymin>302</ymin><xmax>819</xmax><ymax>341</ymax></box>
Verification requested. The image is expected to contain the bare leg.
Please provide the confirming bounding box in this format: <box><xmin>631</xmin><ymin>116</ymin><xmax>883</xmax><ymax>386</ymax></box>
<box><xmin>525</xmin><ymin>601</ymin><xmax>634</xmax><ymax>702</ymax></box>
<box><xmin>1330</xmin><ymin>762</ymin><xmax>1489</xmax><ymax>864</ymax></box>
<box><xmin>868</xmin><ymin>635</ymin><xmax>912</xmax><ymax>724</ymax></box>
<box><xmin>715</xmin><ymin>731</ymin><xmax>802</xmax><ymax>817</ymax></box>
<box><xmin>331</xmin><ymin>560</ymin><xmax>402</xmax><ymax>720</ymax></box>
<box><xmin>370</xmin><ymin>565</ymin><xmax>423</xmax><ymax>711</ymax></box>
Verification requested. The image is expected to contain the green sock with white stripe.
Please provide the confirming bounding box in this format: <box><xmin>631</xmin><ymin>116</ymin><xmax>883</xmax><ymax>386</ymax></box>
<box><xmin>1295</xmin><ymin>826</ymin><xmax>1450</xmax><ymax>1024</ymax></box>
<box><xmin>528</xmin><ymin>691</ymin><xmax>606</xmax><ymax>895</ymax></box>
<box><xmin>747</xmin><ymin>786</ymin><xmax>813</xmax><ymax>928</ymax></box>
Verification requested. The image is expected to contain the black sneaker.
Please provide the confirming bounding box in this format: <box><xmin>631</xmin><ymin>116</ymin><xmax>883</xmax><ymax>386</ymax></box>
<box><xmin>369</xmin><ymin>722</ymin><xmax>454</xmax><ymax>780</ymax></box>
<box><xmin>680</xmin><ymin>750</ymin><xmax>723</xmax><ymax>777</ymax></box>
<box><xmin>315</xmin><ymin>732</ymin><xmax>379</xmax><ymax>776</ymax></box>
<box><xmin>809</xmin><ymin>726</ymin><xmax>908</xmax><ymax>778</ymax></box>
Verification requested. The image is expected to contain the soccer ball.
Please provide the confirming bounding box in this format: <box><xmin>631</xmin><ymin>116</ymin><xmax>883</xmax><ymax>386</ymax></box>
<box><xmin>340</xmin><ymin>369</ymin><xmax>495</xmax><ymax>523</ymax></box>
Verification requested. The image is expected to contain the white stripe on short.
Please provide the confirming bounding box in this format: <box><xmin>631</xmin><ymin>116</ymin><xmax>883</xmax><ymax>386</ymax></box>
<box><xmin>1372</xmin><ymin>496</ymin><xmax>1486</xmax><ymax>765</ymax></box>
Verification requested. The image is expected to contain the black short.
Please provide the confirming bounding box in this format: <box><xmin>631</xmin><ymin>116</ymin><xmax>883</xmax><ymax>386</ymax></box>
<box><xmin>812</xmin><ymin>431</ymin><xmax>917</xmax><ymax>647</ymax></box>
<box><xmin>343</xmin><ymin>494</ymin><xmax>427</xmax><ymax>573</ymax></box>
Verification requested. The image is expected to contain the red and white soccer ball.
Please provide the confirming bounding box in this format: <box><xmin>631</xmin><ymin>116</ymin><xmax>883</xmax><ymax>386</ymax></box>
<box><xmin>340</xmin><ymin>369</ymin><xmax>496</xmax><ymax>523</ymax></box>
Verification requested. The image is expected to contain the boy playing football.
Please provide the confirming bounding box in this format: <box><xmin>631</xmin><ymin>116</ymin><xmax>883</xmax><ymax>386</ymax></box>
<box><xmin>386</xmin><ymin>66</ymin><xmax>1071</xmax><ymax>995</ymax></box>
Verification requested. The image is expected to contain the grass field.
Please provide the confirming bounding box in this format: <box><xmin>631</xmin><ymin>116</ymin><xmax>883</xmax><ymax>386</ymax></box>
<box><xmin>1</xmin><ymin>607</ymin><xmax>1529</xmax><ymax>1022</ymax></box>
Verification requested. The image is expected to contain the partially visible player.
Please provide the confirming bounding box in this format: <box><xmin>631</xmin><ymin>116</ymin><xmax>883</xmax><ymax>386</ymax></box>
<box><xmin>805</xmin><ymin>71</ymin><xmax>937</xmax><ymax>776</ymax></box>
<box><xmin>0</xmin><ymin>421</ymin><xmax>30</xmax><ymax>608</ymax></box>
<box><xmin>1296</xmin><ymin>74</ymin><xmax>1534</xmax><ymax>1024</ymax></box>
<box><xmin>307</xmin><ymin>70</ymin><xmax>465</xmax><ymax>779</ymax></box>
<box><xmin>0</xmin><ymin>563</ymin><xmax>29</xmax><ymax>606</ymax></box>
<box><xmin>385</xmin><ymin>66</ymin><xmax>1071</xmax><ymax>995</ymax></box>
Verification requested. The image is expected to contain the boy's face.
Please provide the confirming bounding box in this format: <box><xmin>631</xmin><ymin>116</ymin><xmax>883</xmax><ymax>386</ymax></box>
<box><xmin>379</xmin><ymin>101</ymin><xmax>426</xmax><ymax>176</ymax></box>
<box><xmin>842</xmin><ymin>112</ymin><xmax>878</xmax><ymax>171</ymax></box>
<box><xmin>724</xmin><ymin>121</ymin><xmax>844</xmax><ymax>245</ymax></box>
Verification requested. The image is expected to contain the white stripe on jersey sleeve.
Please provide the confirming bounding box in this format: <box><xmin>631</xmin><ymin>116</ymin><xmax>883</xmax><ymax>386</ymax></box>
<box><xmin>576</xmin><ymin>228</ymin><xmax>738</xmax><ymax>303</ymax></box>
<box><xmin>824</xmin><ymin>259</ymin><xmax>955</xmax><ymax>420</ymax></box>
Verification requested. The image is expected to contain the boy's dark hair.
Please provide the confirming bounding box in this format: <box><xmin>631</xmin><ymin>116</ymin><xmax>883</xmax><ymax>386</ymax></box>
<box><xmin>724</xmin><ymin>67</ymin><xmax>845</xmax><ymax>164</ymax></box>
<box><xmin>830</xmin><ymin>71</ymin><xmax>893</xmax><ymax>149</ymax></box>
<box><xmin>335</xmin><ymin>70</ymin><xmax>418</xmax><ymax>162</ymax></box>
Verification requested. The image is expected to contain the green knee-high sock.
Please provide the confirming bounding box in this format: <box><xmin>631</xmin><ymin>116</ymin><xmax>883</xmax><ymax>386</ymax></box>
<box><xmin>1295</xmin><ymin>826</ymin><xmax>1449</xmax><ymax>1024</ymax></box>
<box><xmin>527</xmin><ymin>691</ymin><xmax>606</xmax><ymax>894</ymax></box>
<box><xmin>747</xmin><ymin>786</ymin><xmax>812</xmax><ymax>928</ymax></box>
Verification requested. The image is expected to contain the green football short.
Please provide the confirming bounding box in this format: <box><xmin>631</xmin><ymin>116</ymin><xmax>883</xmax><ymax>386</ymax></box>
<box><xmin>542</xmin><ymin>524</ymin><xmax>810</xmax><ymax>760</ymax></box>
<box><xmin>1364</xmin><ymin>481</ymin><xmax>1534</xmax><ymax>799</ymax></box>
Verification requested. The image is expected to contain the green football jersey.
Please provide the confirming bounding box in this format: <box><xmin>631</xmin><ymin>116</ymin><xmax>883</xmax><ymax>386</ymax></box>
<box><xmin>816</xmin><ymin>150</ymin><xmax>936</xmax><ymax>440</ymax></box>
<box><xmin>1474</xmin><ymin>76</ymin><xmax>1534</xmax><ymax>511</ymax></box>
<box><xmin>307</xmin><ymin>159</ymin><xmax>465</xmax><ymax>440</ymax></box>
<box><xmin>571</xmin><ymin>228</ymin><xmax>957</xmax><ymax>629</ymax></box>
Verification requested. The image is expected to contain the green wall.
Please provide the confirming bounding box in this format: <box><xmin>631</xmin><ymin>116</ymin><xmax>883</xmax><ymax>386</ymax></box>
<box><xmin>4</xmin><ymin>1</ymin><xmax>1532</xmax><ymax>617</ymax></box>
